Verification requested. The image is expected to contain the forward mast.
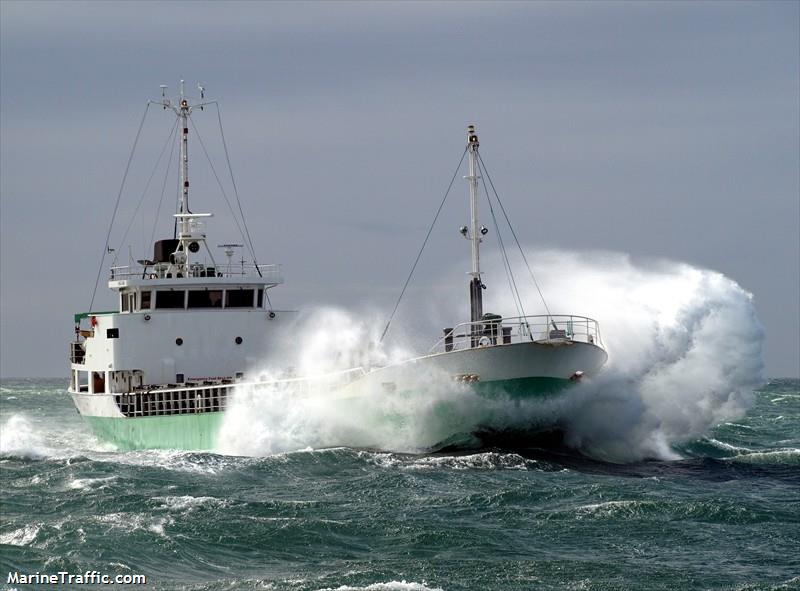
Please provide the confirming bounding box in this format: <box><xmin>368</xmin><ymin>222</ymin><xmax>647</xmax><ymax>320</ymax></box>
<box><xmin>465</xmin><ymin>125</ymin><xmax>485</xmax><ymax>328</ymax></box>
<box><xmin>152</xmin><ymin>80</ymin><xmax>216</xmax><ymax>277</ymax></box>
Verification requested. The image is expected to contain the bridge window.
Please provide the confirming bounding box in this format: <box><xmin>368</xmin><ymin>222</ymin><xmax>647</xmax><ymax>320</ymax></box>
<box><xmin>92</xmin><ymin>371</ymin><xmax>106</xmax><ymax>394</ymax></box>
<box><xmin>226</xmin><ymin>289</ymin><xmax>254</xmax><ymax>308</ymax></box>
<box><xmin>257</xmin><ymin>289</ymin><xmax>264</xmax><ymax>308</ymax></box>
<box><xmin>188</xmin><ymin>290</ymin><xmax>223</xmax><ymax>309</ymax></box>
<box><xmin>156</xmin><ymin>290</ymin><xmax>186</xmax><ymax>309</ymax></box>
<box><xmin>121</xmin><ymin>293</ymin><xmax>130</xmax><ymax>312</ymax></box>
<box><xmin>140</xmin><ymin>290</ymin><xmax>151</xmax><ymax>310</ymax></box>
<box><xmin>76</xmin><ymin>370</ymin><xmax>89</xmax><ymax>392</ymax></box>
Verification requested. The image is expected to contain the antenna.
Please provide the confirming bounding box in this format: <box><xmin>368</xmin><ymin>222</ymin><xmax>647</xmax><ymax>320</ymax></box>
<box><xmin>218</xmin><ymin>243</ymin><xmax>243</xmax><ymax>274</ymax></box>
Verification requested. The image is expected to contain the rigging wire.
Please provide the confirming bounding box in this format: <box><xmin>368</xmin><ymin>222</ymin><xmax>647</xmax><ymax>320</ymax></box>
<box><xmin>477</xmin><ymin>151</ymin><xmax>553</xmax><ymax>319</ymax></box>
<box><xmin>88</xmin><ymin>102</ymin><xmax>151</xmax><ymax>313</ymax></box>
<box><xmin>477</xmin><ymin>157</ymin><xmax>527</xmax><ymax>322</ymax></box>
<box><xmin>149</xmin><ymin>119</ymin><xmax>180</xmax><ymax>248</ymax></box>
<box><xmin>173</xmin><ymin>147</ymin><xmax>181</xmax><ymax>239</ymax></box>
<box><xmin>114</xmin><ymin>117</ymin><xmax>179</xmax><ymax>259</ymax></box>
<box><xmin>188</xmin><ymin>117</ymin><xmax>249</xmax><ymax>246</ymax></box>
<box><xmin>379</xmin><ymin>147</ymin><xmax>468</xmax><ymax>344</ymax></box>
<box><xmin>189</xmin><ymin>115</ymin><xmax>273</xmax><ymax>308</ymax></box>
<box><xmin>215</xmin><ymin>104</ymin><xmax>263</xmax><ymax>278</ymax></box>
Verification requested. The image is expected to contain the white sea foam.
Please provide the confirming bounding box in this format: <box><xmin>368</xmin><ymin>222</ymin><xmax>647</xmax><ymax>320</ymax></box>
<box><xmin>366</xmin><ymin>451</ymin><xmax>535</xmax><ymax>471</ymax></box>
<box><xmin>316</xmin><ymin>582</ymin><xmax>445</xmax><ymax>591</ymax></box>
<box><xmin>0</xmin><ymin>410</ymin><xmax>117</xmax><ymax>461</ymax></box>
<box><xmin>575</xmin><ymin>499</ymin><xmax>647</xmax><ymax>517</ymax></box>
<box><xmin>0</xmin><ymin>524</ymin><xmax>40</xmax><ymax>546</ymax></box>
<box><xmin>93</xmin><ymin>512</ymin><xmax>174</xmax><ymax>537</ymax></box>
<box><xmin>0</xmin><ymin>414</ymin><xmax>52</xmax><ymax>459</ymax></box>
<box><xmin>66</xmin><ymin>476</ymin><xmax>118</xmax><ymax>490</ymax></box>
<box><xmin>728</xmin><ymin>448</ymin><xmax>800</xmax><ymax>465</ymax></box>
<box><xmin>153</xmin><ymin>495</ymin><xmax>230</xmax><ymax>512</ymax></box>
<box><xmin>705</xmin><ymin>438</ymin><xmax>753</xmax><ymax>454</ymax></box>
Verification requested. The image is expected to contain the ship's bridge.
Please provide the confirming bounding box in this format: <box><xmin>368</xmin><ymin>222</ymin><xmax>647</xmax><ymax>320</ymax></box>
<box><xmin>98</xmin><ymin>226</ymin><xmax>285</xmax><ymax>315</ymax></box>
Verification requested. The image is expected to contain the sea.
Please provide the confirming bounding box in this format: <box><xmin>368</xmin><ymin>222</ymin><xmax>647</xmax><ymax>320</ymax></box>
<box><xmin>0</xmin><ymin>377</ymin><xmax>797</xmax><ymax>591</ymax></box>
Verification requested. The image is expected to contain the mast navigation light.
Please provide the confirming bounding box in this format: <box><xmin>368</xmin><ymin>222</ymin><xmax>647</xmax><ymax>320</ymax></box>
<box><xmin>480</xmin><ymin>225</ymin><xmax>488</xmax><ymax>236</ymax></box>
<box><xmin>467</xmin><ymin>124</ymin><xmax>479</xmax><ymax>146</ymax></box>
<box><xmin>459</xmin><ymin>226</ymin><xmax>469</xmax><ymax>237</ymax></box>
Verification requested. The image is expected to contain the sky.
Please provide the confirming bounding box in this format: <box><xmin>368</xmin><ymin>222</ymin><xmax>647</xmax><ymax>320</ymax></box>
<box><xmin>1</xmin><ymin>0</ymin><xmax>798</xmax><ymax>378</ymax></box>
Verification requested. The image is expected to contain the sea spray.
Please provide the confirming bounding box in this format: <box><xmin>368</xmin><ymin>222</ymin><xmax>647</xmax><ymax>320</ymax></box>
<box><xmin>217</xmin><ymin>250</ymin><xmax>765</xmax><ymax>461</ymax></box>
<box><xmin>515</xmin><ymin>250</ymin><xmax>766</xmax><ymax>461</ymax></box>
<box><xmin>0</xmin><ymin>414</ymin><xmax>51</xmax><ymax>459</ymax></box>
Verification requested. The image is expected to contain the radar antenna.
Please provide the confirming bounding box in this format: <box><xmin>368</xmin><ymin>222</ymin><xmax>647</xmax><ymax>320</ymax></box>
<box><xmin>218</xmin><ymin>243</ymin><xmax>244</xmax><ymax>275</ymax></box>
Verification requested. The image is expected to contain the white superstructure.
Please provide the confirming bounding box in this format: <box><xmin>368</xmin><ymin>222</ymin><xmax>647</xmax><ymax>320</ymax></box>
<box><xmin>68</xmin><ymin>83</ymin><xmax>293</xmax><ymax>449</ymax></box>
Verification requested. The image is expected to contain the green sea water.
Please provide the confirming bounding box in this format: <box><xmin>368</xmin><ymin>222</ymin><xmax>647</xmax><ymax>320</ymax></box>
<box><xmin>1</xmin><ymin>378</ymin><xmax>798</xmax><ymax>591</ymax></box>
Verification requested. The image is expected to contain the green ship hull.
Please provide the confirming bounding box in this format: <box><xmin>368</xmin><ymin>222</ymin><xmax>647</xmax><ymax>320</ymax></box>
<box><xmin>84</xmin><ymin>412</ymin><xmax>225</xmax><ymax>451</ymax></box>
<box><xmin>81</xmin><ymin>376</ymin><xmax>573</xmax><ymax>451</ymax></box>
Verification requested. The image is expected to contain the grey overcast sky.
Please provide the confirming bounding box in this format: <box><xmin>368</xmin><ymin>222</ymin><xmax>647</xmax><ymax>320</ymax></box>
<box><xmin>1</xmin><ymin>1</ymin><xmax>798</xmax><ymax>378</ymax></box>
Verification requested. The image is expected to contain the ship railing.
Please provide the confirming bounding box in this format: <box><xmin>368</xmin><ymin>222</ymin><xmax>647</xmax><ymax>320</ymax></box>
<box><xmin>109</xmin><ymin>367</ymin><xmax>368</xmax><ymax>418</ymax></box>
<box><xmin>429</xmin><ymin>314</ymin><xmax>605</xmax><ymax>354</ymax></box>
<box><xmin>109</xmin><ymin>263</ymin><xmax>283</xmax><ymax>283</ymax></box>
<box><xmin>130</xmin><ymin>366</ymin><xmax>367</xmax><ymax>395</ymax></box>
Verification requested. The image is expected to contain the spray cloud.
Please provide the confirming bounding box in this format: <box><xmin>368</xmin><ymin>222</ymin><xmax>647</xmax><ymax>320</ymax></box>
<box><xmin>217</xmin><ymin>249</ymin><xmax>765</xmax><ymax>462</ymax></box>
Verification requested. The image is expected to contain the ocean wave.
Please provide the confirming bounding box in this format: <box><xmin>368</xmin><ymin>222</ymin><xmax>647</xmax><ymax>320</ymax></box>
<box><xmin>152</xmin><ymin>495</ymin><xmax>231</xmax><ymax>512</ymax></box>
<box><xmin>0</xmin><ymin>524</ymin><xmax>40</xmax><ymax>547</ymax></box>
<box><xmin>0</xmin><ymin>413</ymin><xmax>114</xmax><ymax>460</ymax></box>
<box><xmin>704</xmin><ymin>438</ymin><xmax>754</xmax><ymax>454</ymax></box>
<box><xmin>93</xmin><ymin>512</ymin><xmax>174</xmax><ymax>537</ymax></box>
<box><xmin>574</xmin><ymin>499</ymin><xmax>646</xmax><ymax>517</ymax></box>
<box><xmin>316</xmin><ymin>582</ymin><xmax>444</xmax><ymax>591</ymax></box>
<box><xmin>0</xmin><ymin>414</ymin><xmax>53</xmax><ymax>459</ymax></box>
<box><xmin>109</xmin><ymin>449</ymin><xmax>253</xmax><ymax>474</ymax></box>
<box><xmin>66</xmin><ymin>475</ymin><xmax>118</xmax><ymax>491</ymax></box>
<box><xmin>364</xmin><ymin>451</ymin><xmax>539</xmax><ymax>471</ymax></box>
<box><xmin>728</xmin><ymin>448</ymin><xmax>800</xmax><ymax>465</ymax></box>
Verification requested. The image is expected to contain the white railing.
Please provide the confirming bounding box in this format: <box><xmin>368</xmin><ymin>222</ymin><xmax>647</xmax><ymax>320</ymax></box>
<box><xmin>109</xmin><ymin>263</ymin><xmax>282</xmax><ymax>283</ymax></box>
<box><xmin>109</xmin><ymin>367</ymin><xmax>368</xmax><ymax>418</ymax></box>
<box><xmin>429</xmin><ymin>314</ymin><xmax>605</xmax><ymax>354</ymax></box>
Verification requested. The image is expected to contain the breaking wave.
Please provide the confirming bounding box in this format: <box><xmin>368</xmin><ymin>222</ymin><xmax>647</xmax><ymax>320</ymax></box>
<box><xmin>218</xmin><ymin>250</ymin><xmax>765</xmax><ymax>462</ymax></box>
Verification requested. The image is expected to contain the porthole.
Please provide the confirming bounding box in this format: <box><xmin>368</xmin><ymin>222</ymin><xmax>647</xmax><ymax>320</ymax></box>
<box><xmin>235</xmin><ymin>336</ymin><xmax>243</xmax><ymax>345</ymax></box>
<box><xmin>176</xmin><ymin>337</ymin><xmax>183</xmax><ymax>346</ymax></box>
